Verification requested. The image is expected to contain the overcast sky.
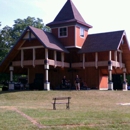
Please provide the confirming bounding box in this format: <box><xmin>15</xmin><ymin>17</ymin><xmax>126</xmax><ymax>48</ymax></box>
<box><xmin>1</xmin><ymin>0</ymin><xmax>130</xmax><ymax>42</ymax></box>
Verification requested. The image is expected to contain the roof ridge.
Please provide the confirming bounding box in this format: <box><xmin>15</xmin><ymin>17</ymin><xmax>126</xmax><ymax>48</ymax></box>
<box><xmin>53</xmin><ymin>0</ymin><xmax>74</xmax><ymax>22</ymax></box>
<box><xmin>70</xmin><ymin>0</ymin><xmax>86</xmax><ymax>23</ymax></box>
<box><xmin>88</xmin><ymin>30</ymin><xmax>124</xmax><ymax>36</ymax></box>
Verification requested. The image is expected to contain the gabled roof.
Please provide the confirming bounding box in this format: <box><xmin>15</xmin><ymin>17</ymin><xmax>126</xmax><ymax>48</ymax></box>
<box><xmin>0</xmin><ymin>26</ymin><xmax>69</xmax><ymax>72</ymax></box>
<box><xmin>79</xmin><ymin>30</ymin><xmax>125</xmax><ymax>53</ymax></box>
<box><xmin>46</xmin><ymin>0</ymin><xmax>92</xmax><ymax>28</ymax></box>
<box><xmin>29</xmin><ymin>26</ymin><xmax>69</xmax><ymax>53</ymax></box>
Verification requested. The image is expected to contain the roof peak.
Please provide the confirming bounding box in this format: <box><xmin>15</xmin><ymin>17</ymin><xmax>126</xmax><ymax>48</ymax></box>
<box><xmin>46</xmin><ymin>0</ymin><xmax>92</xmax><ymax>28</ymax></box>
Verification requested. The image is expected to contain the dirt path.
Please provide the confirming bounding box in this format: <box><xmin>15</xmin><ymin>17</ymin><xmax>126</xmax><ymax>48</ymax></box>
<box><xmin>0</xmin><ymin>106</ymin><xmax>116</xmax><ymax>129</ymax></box>
<box><xmin>0</xmin><ymin>106</ymin><xmax>47</xmax><ymax>129</ymax></box>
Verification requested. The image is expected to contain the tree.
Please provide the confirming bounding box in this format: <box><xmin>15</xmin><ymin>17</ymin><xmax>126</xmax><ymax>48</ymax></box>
<box><xmin>0</xmin><ymin>16</ymin><xmax>48</xmax><ymax>61</ymax></box>
<box><xmin>11</xmin><ymin>16</ymin><xmax>45</xmax><ymax>42</ymax></box>
<box><xmin>0</xmin><ymin>17</ymin><xmax>50</xmax><ymax>83</ymax></box>
<box><xmin>0</xmin><ymin>26</ymin><xmax>11</xmax><ymax>62</ymax></box>
<box><xmin>0</xmin><ymin>26</ymin><xmax>13</xmax><ymax>62</ymax></box>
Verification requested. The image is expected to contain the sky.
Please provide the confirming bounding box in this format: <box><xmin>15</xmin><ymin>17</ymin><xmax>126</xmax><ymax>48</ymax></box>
<box><xmin>1</xmin><ymin>0</ymin><xmax>130</xmax><ymax>42</ymax></box>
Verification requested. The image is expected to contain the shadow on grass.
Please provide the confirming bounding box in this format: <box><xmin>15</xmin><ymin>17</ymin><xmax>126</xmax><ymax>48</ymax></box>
<box><xmin>0</xmin><ymin>89</ymin><xmax>31</xmax><ymax>94</ymax></box>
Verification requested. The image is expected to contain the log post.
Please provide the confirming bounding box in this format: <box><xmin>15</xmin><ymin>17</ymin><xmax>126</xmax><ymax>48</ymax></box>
<box><xmin>108</xmin><ymin>51</ymin><xmax>113</xmax><ymax>90</ymax></box>
<box><xmin>123</xmin><ymin>68</ymin><xmax>127</xmax><ymax>91</ymax></box>
<box><xmin>44</xmin><ymin>48</ymin><xmax>50</xmax><ymax>91</ymax></box>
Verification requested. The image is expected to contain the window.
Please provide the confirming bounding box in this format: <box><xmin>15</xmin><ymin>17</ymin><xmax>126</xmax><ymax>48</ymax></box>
<box><xmin>80</xmin><ymin>28</ymin><xmax>84</xmax><ymax>37</ymax></box>
<box><xmin>59</xmin><ymin>27</ymin><xmax>67</xmax><ymax>37</ymax></box>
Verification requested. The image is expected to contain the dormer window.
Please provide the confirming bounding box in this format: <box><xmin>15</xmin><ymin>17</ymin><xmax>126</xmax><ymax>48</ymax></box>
<box><xmin>80</xmin><ymin>28</ymin><xmax>84</xmax><ymax>37</ymax></box>
<box><xmin>59</xmin><ymin>27</ymin><xmax>67</xmax><ymax>37</ymax></box>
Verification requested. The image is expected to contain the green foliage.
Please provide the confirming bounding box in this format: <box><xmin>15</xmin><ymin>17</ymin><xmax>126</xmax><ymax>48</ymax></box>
<box><xmin>0</xmin><ymin>73</ymin><xmax>10</xmax><ymax>83</ymax></box>
<box><xmin>0</xmin><ymin>26</ymin><xmax>11</xmax><ymax>62</ymax></box>
<box><xmin>0</xmin><ymin>17</ymin><xmax>50</xmax><ymax>82</ymax></box>
<box><xmin>0</xmin><ymin>16</ymin><xmax>49</xmax><ymax>63</ymax></box>
<box><xmin>11</xmin><ymin>16</ymin><xmax>45</xmax><ymax>41</ymax></box>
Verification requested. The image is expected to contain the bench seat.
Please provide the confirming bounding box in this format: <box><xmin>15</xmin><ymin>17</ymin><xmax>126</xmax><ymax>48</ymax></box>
<box><xmin>52</xmin><ymin>97</ymin><xmax>71</xmax><ymax>110</ymax></box>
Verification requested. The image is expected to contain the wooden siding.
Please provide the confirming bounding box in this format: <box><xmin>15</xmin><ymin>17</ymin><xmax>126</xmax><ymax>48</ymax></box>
<box><xmin>121</xmin><ymin>36</ymin><xmax>130</xmax><ymax>73</ymax></box>
<box><xmin>13</xmin><ymin>51</ymin><xmax>21</xmax><ymax>61</ymax></box>
<box><xmin>12</xmin><ymin>58</ymin><xmax>124</xmax><ymax>69</ymax></box>
<box><xmin>76</xmin><ymin>26</ymin><xmax>88</xmax><ymax>47</ymax></box>
<box><xmin>52</xmin><ymin>26</ymin><xmax>75</xmax><ymax>47</ymax></box>
<box><xmin>12</xmin><ymin>59</ymin><xmax>69</xmax><ymax>67</ymax></box>
<box><xmin>85</xmin><ymin>67</ymin><xmax>99</xmax><ymax>89</ymax></box>
<box><xmin>9</xmin><ymin>38</ymin><xmax>129</xmax><ymax>89</ymax></box>
<box><xmin>99</xmin><ymin>75</ymin><xmax>108</xmax><ymax>90</ymax></box>
<box><xmin>48</xmin><ymin>67</ymin><xmax>99</xmax><ymax>89</ymax></box>
<box><xmin>35</xmin><ymin>48</ymin><xmax>45</xmax><ymax>60</ymax></box>
<box><xmin>29</xmin><ymin>66</ymin><xmax>44</xmax><ymax>84</ymax></box>
<box><xmin>51</xmin><ymin>28</ymin><xmax>58</xmax><ymax>38</ymax></box>
<box><xmin>24</xmin><ymin>49</ymin><xmax>33</xmax><ymax>60</ymax></box>
<box><xmin>21</xmin><ymin>39</ymin><xmax>42</xmax><ymax>47</ymax></box>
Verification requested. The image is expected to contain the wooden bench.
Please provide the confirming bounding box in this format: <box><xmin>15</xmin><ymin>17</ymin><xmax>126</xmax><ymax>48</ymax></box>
<box><xmin>52</xmin><ymin>97</ymin><xmax>71</xmax><ymax>110</ymax></box>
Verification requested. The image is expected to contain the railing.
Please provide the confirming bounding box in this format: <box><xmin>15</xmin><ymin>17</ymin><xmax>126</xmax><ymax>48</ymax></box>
<box><xmin>12</xmin><ymin>60</ymin><xmax>125</xmax><ymax>68</ymax></box>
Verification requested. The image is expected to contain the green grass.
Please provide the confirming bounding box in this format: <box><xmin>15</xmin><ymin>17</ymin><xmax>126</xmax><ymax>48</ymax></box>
<box><xmin>0</xmin><ymin>90</ymin><xmax>130</xmax><ymax>130</ymax></box>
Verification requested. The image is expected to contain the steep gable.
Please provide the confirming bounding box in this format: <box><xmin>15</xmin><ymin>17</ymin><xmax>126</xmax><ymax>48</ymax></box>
<box><xmin>0</xmin><ymin>26</ymin><xmax>69</xmax><ymax>73</ymax></box>
<box><xmin>28</xmin><ymin>26</ymin><xmax>69</xmax><ymax>53</ymax></box>
<box><xmin>46</xmin><ymin>0</ymin><xmax>92</xmax><ymax>28</ymax></box>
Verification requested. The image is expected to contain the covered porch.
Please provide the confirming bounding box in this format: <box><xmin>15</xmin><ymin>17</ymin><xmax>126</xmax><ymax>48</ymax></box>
<box><xmin>1</xmin><ymin>27</ymin><xmax>130</xmax><ymax>91</ymax></box>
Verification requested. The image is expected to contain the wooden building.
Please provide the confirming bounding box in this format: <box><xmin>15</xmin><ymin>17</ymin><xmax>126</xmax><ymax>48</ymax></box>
<box><xmin>0</xmin><ymin>0</ymin><xmax>130</xmax><ymax>90</ymax></box>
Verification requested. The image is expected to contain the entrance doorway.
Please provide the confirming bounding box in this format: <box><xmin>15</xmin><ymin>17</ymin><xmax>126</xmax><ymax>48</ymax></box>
<box><xmin>112</xmin><ymin>74</ymin><xmax>122</xmax><ymax>90</ymax></box>
<box><xmin>33</xmin><ymin>73</ymin><xmax>44</xmax><ymax>90</ymax></box>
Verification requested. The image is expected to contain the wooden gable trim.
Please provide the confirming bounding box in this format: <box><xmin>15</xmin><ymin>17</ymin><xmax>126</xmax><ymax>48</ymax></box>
<box><xmin>23</xmin><ymin>31</ymin><xmax>36</xmax><ymax>40</ymax></box>
<box><xmin>65</xmin><ymin>46</ymin><xmax>81</xmax><ymax>48</ymax></box>
<box><xmin>19</xmin><ymin>46</ymin><xmax>44</xmax><ymax>50</ymax></box>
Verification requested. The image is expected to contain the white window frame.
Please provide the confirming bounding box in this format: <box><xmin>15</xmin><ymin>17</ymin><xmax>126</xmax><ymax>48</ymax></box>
<box><xmin>58</xmin><ymin>27</ymin><xmax>68</xmax><ymax>38</ymax></box>
<box><xmin>80</xmin><ymin>28</ymin><xmax>84</xmax><ymax>38</ymax></box>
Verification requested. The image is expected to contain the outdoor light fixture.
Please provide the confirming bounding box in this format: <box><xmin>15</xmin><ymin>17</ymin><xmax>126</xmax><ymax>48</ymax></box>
<box><xmin>108</xmin><ymin>61</ymin><xmax>112</xmax><ymax>71</ymax></box>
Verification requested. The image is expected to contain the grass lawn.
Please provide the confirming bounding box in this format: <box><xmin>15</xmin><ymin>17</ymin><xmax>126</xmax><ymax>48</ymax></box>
<box><xmin>0</xmin><ymin>90</ymin><xmax>130</xmax><ymax>130</ymax></box>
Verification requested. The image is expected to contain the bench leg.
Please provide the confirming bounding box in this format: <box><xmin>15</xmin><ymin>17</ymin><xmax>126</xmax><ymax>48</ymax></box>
<box><xmin>66</xmin><ymin>103</ymin><xmax>70</xmax><ymax>109</ymax></box>
<box><xmin>53</xmin><ymin>103</ymin><xmax>56</xmax><ymax>110</ymax></box>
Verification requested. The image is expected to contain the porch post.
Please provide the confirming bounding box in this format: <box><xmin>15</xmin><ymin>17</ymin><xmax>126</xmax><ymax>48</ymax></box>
<box><xmin>54</xmin><ymin>51</ymin><xmax>57</xmax><ymax>68</ymax></box>
<box><xmin>61</xmin><ymin>52</ymin><xmax>64</xmax><ymax>68</ymax></box>
<box><xmin>83</xmin><ymin>53</ymin><xmax>85</xmax><ymax>69</ymax></box>
<box><xmin>9</xmin><ymin>66</ymin><xmax>14</xmax><ymax>90</ymax></box>
<box><xmin>119</xmin><ymin>51</ymin><xmax>122</xmax><ymax>68</ymax></box>
<box><xmin>108</xmin><ymin>51</ymin><xmax>113</xmax><ymax>90</ymax></box>
<box><xmin>33</xmin><ymin>48</ymin><xmax>35</xmax><ymax>67</ymax></box>
<box><xmin>10</xmin><ymin>66</ymin><xmax>14</xmax><ymax>82</ymax></box>
<box><xmin>44</xmin><ymin>48</ymin><xmax>50</xmax><ymax>91</ymax></box>
<box><xmin>123</xmin><ymin>68</ymin><xmax>127</xmax><ymax>91</ymax></box>
<box><xmin>21</xmin><ymin>49</ymin><xmax>24</xmax><ymax>68</ymax></box>
<box><xmin>114</xmin><ymin>51</ymin><xmax>117</xmax><ymax>68</ymax></box>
